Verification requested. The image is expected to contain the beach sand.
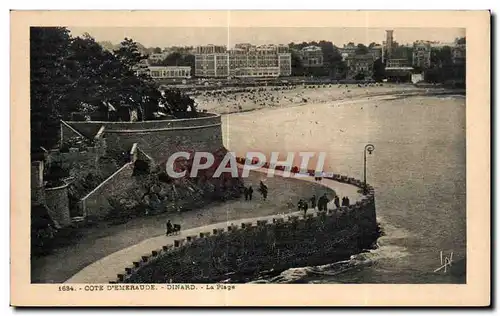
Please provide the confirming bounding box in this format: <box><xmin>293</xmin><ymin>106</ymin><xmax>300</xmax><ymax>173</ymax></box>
<box><xmin>195</xmin><ymin>83</ymin><xmax>457</xmax><ymax>115</ymax></box>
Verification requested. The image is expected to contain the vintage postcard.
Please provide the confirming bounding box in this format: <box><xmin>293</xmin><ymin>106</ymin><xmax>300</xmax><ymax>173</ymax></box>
<box><xmin>11</xmin><ymin>10</ymin><xmax>490</xmax><ymax>307</ymax></box>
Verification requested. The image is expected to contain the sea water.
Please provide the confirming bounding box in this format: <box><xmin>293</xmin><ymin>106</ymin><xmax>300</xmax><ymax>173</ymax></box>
<box><xmin>223</xmin><ymin>94</ymin><xmax>466</xmax><ymax>284</ymax></box>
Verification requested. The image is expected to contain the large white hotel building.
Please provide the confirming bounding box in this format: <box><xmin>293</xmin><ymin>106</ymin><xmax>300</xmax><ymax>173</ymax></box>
<box><xmin>194</xmin><ymin>44</ymin><xmax>292</xmax><ymax>78</ymax></box>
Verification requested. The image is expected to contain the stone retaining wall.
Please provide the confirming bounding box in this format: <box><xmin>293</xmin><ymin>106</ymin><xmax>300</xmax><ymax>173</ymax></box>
<box><xmin>79</xmin><ymin>163</ymin><xmax>136</xmax><ymax>219</ymax></box>
<box><xmin>110</xmin><ymin>166</ymin><xmax>377</xmax><ymax>284</ymax></box>
<box><xmin>45</xmin><ymin>183</ymin><xmax>71</xmax><ymax>227</ymax></box>
<box><xmin>64</xmin><ymin>113</ymin><xmax>223</xmax><ymax>162</ymax></box>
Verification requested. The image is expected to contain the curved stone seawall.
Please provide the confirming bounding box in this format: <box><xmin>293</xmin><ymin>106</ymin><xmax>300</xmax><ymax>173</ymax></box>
<box><xmin>65</xmin><ymin>113</ymin><xmax>223</xmax><ymax>162</ymax></box>
<box><xmin>112</xmin><ymin>168</ymin><xmax>378</xmax><ymax>284</ymax></box>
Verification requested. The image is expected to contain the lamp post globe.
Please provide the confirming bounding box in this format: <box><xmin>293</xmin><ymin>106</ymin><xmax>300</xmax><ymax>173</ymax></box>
<box><xmin>363</xmin><ymin>144</ymin><xmax>375</xmax><ymax>194</ymax></box>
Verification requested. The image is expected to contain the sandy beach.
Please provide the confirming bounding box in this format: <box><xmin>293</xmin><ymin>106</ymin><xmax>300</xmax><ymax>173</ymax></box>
<box><xmin>195</xmin><ymin>83</ymin><xmax>462</xmax><ymax>115</ymax></box>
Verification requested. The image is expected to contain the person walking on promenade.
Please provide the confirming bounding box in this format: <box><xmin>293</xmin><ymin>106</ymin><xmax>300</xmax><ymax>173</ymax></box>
<box><xmin>248</xmin><ymin>186</ymin><xmax>253</xmax><ymax>201</ymax></box>
<box><xmin>334</xmin><ymin>195</ymin><xmax>340</xmax><ymax>209</ymax></box>
<box><xmin>299</xmin><ymin>199</ymin><xmax>309</xmax><ymax>218</ymax></box>
<box><xmin>166</xmin><ymin>220</ymin><xmax>173</xmax><ymax>235</ymax></box>
<box><xmin>244</xmin><ymin>187</ymin><xmax>249</xmax><ymax>201</ymax></box>
<box><xmin>318</xmin><ymin>193</ymin><xmax>330</xmax><ymax>211</ymax></box>
<box><xmin>297</xmin><ymin>199</ymin><xmax>305</xmax><ymax>214</ymax></box>
<box><xmin>310</xmin><ymin>195</ymin><xmax>317</xmax><ymax>210</ymax></box>
<box><xmin>341</xmin><ymin>196</ymin><xmax>350</xmax><ymax>207</ymax></box>
<box><xmin>259</xmin><ymin>181</ymin><xmax>268</xmax><ymax>201</ymax></box>
<box><xmin>317</xmin><ymin>195</ymin><xmax>324</xmax><ymax>212</ymax></box>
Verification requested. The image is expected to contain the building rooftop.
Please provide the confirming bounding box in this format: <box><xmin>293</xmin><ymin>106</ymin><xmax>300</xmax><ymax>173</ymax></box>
<box><xmin>347</xmin><ymin>54</ymin><xmax>374</xmax><ymax>60</ymax></box>
<box><xmin>148</xmin><ymin>66</ymin><xmax>191</xmax><ymax>70</ymax></box>
<box><xmin>301</xmin><ymin>45</ymin><xmax>322</xmax><ymax>52</ymax></box>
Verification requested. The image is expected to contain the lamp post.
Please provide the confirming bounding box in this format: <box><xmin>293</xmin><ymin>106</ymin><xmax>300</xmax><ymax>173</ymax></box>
<box><xmin>363</xmin><ymin>144</ymin><xmax>375</xmax><ymax>194</ymax></box>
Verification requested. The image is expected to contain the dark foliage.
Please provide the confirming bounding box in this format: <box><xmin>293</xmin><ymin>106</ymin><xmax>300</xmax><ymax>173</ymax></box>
<box><xmin>289</xmin><ymin>40</ymin><xmax>346</xmax><ymax>78</ymax></box>
<box><xmin>372</xmin><ymin>58</ymin><xmax>386</xmax><ymax>82</ymax></box>
<box><xmin>354</xmin><ymin>73</ymin><xmax>365</xmax><ymax>81</ymax></box>
<box><xmin>355</xmin><ymin>44</ymin><xmax>369</xmax><ymax>55</ymax></box>
<box><xmin>30</xmin><ymin>28</ymin><xmax>197</xmax><ymax>149</ymax></box>
<box><xmin>30</xmin><ymin>27</ymin><xmax>73</xmax><ymax>149</ymax></box>
<box><xmin>44</xmin><ymin>162</ymin><xmax>69</xmax><ymax>187</ymax></box>
<box><xmin>151</xmin><ymin>52</ymin><xmax>195</xmax><ymax>69</ymax></box>
<box><xmin>133</xmin><ymin>159</ymin><xmax>151</xmax><ymax>176</ymax></box>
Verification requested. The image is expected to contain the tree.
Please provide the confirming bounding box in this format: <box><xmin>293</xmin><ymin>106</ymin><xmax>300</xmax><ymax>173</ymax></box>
<box><xmin>456</xmin><ymin>37</ymin><xmax>466</xmax><ymax>45</ymax></box>
<box><xmin>290</xmin><ymin>50</ymin><xmax>304</xmax><ymax>76</ymax></box>
<box><xmin>31</xmin><ymin>28</ymin><xmax>198</xmax><ymax>149</ymax></box>
<box><xmin>317</xmin><ymin>41</ymin><xmax>343</xmax><ymax>77</ymax></box>
<box><xmin>431</xmin><ymin>46</ymin><xmax>452</xmax><ymax>67</ymax></box>
<box><xmin>182</xmin><ymin>54</ymin><xmax>195</xmax><ymax>70</ymax></box>
<box><xmin>30</xmin><ymin>27</ymin><xmax>73</xmax><ymax>149</ymax></box>
<box><xmin>114</xmin><ymin>38</ymin><xmax>148</xmax><ymax>70</ymax></box>
<box><xmin>111</xmin><ymin>38</ymin><xmax>160</xmax><ymax>121</ymax></box>
<box><xmin>318</xmin><ymin>41</ymin><xmax>335</xmax><ymax>59</ymax></box>
<box><xmin>355</xmin><ymin>44</ymin><xmax>369</xmax><ymax>55</ymax></box>
<box><xmin>153</xmin><ymin>47</ymin><xmax>162</xmax><ymax>54</ymax></box>
<box><xmin>372</xmin><ymin>58</ymin><xmax>386</xmax><ymax>82</ymax></box>
<box><xmin>157</xmin><ymin>52</ymin><xmax>195</xmax><ymax>70</ymax></box>
<box><xmin>354</xmin><ymin>73</ymin><xmax>365</xmax><ymax>81</ymax></box>
<box><xmin>335</xmin><ymin>61</ymin><xmax>348</xmax><ymax>79</ymax></box>
<box><xmin>160</xmin><ymin>89</ymin><xmax>197</xmax><ymax>118</ymax></box>
<box><xmin>368</xmin><ymin>42</ymin><xmax>378</xmax><ymax>48</ymax></box>
<box><xmin>66</xmin><ymin>33</ymin><xmax>127</xmax><ymax>117</ymax></box>
<box><xmin>162</xmin><ymin>52</ymin><xmax>183</xmax><ymax>66</ymax></box>
<box><xmin>98</xmin><ymin>41</ymin><xmax>117</xmax><ymax>52</ymax></box>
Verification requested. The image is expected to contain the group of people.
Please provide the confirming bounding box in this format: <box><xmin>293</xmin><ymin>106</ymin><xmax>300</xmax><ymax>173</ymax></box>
<box><xmin>297</xmin><ymin>194</ymin><xmax>350</xmax><ymax>217</ymax></box>
<box><xmin>196</xmin><ymin>86</ymin><xmax>314</xmax><ymax>114</ymax></box>
<box><xmin>333</xmin><ymin>195</ymin><xmax>350</xmax><ymax>208</ymax></box>
<box><xmin>243</xmin><ymin>180</ymin><xmax>268</xmax><ymax>201</ymax></box>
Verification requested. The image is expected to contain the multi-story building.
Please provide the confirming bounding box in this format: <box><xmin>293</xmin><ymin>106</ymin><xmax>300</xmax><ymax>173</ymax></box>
<box><xmin>194</xmin><ymin>44</ymin><xmax>227</xmax><ymax>54</ymax></box>
<box><xmin>229</xmin><ymin>44</ymin><xmax>291</xmax><ymax>77</ymax></box>
<box><xmin>234</xmin><ymin>43</ymin><xmax>253</xmax><ymax>51</ymax></box>
<box><xmin>339</xmin><ymin>43</ymin><xmax>381</xmax><ymax>61</ymax></box>
<box><xmin>194</xmin><ymin>45</ymin><xmax>229</xmax><ymax>77</ymax></box>
<box><xmin>300</xmin><ymin>46</ymin><xmax>324</xmax><ymax>67</ymax></box>
<box><xmin>147</xmin><ymin>66</ymin><xmax>192</xmax><ymax>79</ymax></box>
<box><xmin>370</xmin><ymin>45</ymin><xmax>383</xmax><ymax>60</ymax></box>
<box><xmin>452</xmin><ymin>43</ymin><xmax>466</xmax><ymax>65</ymax></box>
<box><xmin>345</xmin><ymin>54</ymin><xmax>374</xmax><ymax>79</ymax></box>
<box><xmin>386</xmin><ymin>58</ymin><xmax>410</xmax><ymax>68</ymax></box>
<box><xmin>384</xmin><ymin>30</ymin><xmax>394</xmax><ymax>60</ymax></box>
<box><xmin>412</xmin><ymin>40</ymin><xmax>431</xmax><ymax>69</ymax></box>
<box><xmin>278</xmin><ymin>53</ymin><xmax>292</xmax><ymax>76</ymax></box>
<box><xmin>339</xmin><ymin>43</ymin><xmax>357</xmax><ymax>57</ymax></box>
<box><xmin>214</xmin><ymin>54</ymin><xmax>230</xmax><ymax>77</ymax></box>
<box><xmin>194</xmin><ymin>43</ymin><xmax>291</xmax><ymax>78</ymax></box>
<box><xmin>276</xmin><ymin>44</ymin><xmax>290</xmax><ymax>54</ymax></box>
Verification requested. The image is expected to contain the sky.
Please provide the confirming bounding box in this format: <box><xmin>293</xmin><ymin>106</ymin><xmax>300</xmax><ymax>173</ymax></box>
<box><xmin>68</xmin><ymin>27</ymin><xmax>465</xmax><ymax>48</ymax></box>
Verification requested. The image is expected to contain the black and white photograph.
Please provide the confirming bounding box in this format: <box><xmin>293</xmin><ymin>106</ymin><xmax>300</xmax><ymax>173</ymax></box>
<box><xmin>10</xmin><ymin>10</ymin><xmax>490</xmax><ymax>307</ymax></box>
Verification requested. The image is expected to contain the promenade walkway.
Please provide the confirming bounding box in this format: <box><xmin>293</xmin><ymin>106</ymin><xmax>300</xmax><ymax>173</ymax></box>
<box><xmin>66</xmin><ymin>168</ymin><xmax>363</xmax><ymax>283</ymax></box>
